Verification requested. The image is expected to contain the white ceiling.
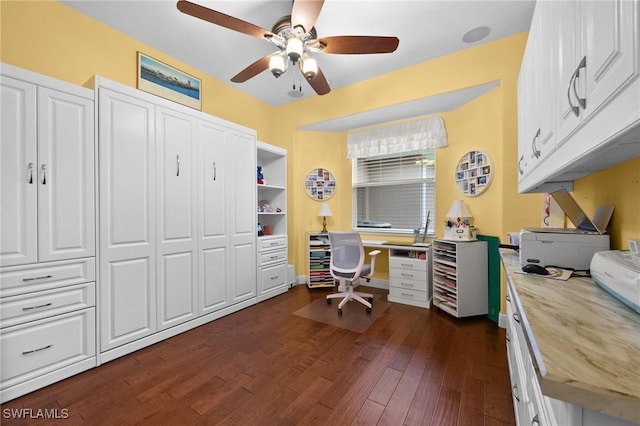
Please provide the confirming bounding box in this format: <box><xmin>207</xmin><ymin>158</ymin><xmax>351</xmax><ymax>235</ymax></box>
<box><xmin>61</xmin><ymin>0</ymin><xmax>534</xmax><ymax>131</ymax></box>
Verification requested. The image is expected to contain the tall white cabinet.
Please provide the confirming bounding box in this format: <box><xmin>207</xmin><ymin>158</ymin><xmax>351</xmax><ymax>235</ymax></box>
<box><xmin>0</xmin><ymin>64</ymin><xmax>96</xmax><ymax>403</ymax></box>
<box><xmin>97</xmin><ymin>77</ymin><xmax>256</xmax><ymax>362</ymax></box>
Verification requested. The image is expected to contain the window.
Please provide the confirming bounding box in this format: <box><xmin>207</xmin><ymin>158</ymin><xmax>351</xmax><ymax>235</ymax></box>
<box><xmin>352</xmin><ymin>149</ymin><xmax>435</xmax><ymax>234</ymax></box>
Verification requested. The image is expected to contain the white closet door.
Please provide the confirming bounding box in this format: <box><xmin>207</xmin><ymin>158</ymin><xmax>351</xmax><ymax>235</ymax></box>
<box><xmin>0</xmin><ymin>77</ymin><xmax>37</xmax><ymax>267</ymax></box>
<box><xmin>37</xmin><ymin>87</ymin><xmax>94</xmax><ymax>263</ymax></box>
<box><xmin>198</xmin><ymin>120</ymin><xmax>230</xmax><ymax>315</ymax></box>
<box><xmin>99</xmin><ymin>88</ymin><xmax>156</xmax><ymax>351</ymax></box>
<box><xmin>156</xmin><ymin>106</ymin><xmax>198</xmax><ymax>330</ymax></box>
<box><xmin>227</xmin><ymin>130</ymin><xmax>256</xmax><ymax>304</ymax></box>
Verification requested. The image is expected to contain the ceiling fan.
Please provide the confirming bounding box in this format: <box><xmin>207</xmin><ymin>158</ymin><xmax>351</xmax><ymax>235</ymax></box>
<box><xmin>176</xmin><ymin>0</ymin><xmax>400</xmax><ymax>96</ymax></box>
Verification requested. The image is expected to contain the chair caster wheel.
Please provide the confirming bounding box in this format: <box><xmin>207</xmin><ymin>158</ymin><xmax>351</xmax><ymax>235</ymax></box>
<box><xmin>366</xmin><ymin>307</ymin><xmax>372</xmax><ymax>314</ymax></box>
<box><xmin>338</xmin><ymin>308</ymin><xmax>343</xmax><ymax>315</ymax></box>
<box><xmin>326</xmin><ymin>298</ymin><xmax>331</xmax><ymax>304</ymax></box>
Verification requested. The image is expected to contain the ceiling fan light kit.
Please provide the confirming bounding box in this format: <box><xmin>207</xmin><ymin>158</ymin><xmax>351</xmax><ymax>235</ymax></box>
<box><xmin>176</xmin><ymin>0</ymin><xmax>399</xmax><ymax>96</ymax></box>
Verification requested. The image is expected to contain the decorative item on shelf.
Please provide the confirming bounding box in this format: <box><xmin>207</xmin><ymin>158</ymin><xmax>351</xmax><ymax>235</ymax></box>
<box><xmin>304</xmin><ymin>168</ymin><xmax>336</xmax><ymax>200</ymax></box>
<box><xmin>263</xmin><ymin>225</ymin><xmax>273</xmax><ymax>235</ymax></box>
<box><xmin>318</xmin><ymin>203</ymin><xmax>333</xmax><ymax>233</ymax></box>
<box><xmin>454</xmin><ymin>150</ymin><xmax>493</xmax><ymax>196</ymax></box>
<box><xmin>257</xmin><ymin>200</ymin><xmax>278</xmax><ymax>213</ymax></box>
<box><xmin>257</xmin><ymin>166</ymin><xmax>264</xmax><ymax>184</ymax></box>
<box><xmin>257</xmin><ymin>222</ymin><xmax>264</xmax><ymax>236</ymax></box>
<box><xmin>444</xmin><ymin>200</ymin><xmax>477</xmax><ymax>241</ymax></box>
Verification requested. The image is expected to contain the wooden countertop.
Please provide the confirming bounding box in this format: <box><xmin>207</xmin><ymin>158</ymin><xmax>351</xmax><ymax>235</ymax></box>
<box><xmin>500</xmin><ymin>249</ymin><xmax>640</xmax><ymax>424</ymax></box>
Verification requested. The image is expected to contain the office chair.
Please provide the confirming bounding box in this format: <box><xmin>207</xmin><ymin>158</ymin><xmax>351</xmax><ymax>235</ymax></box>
<box><xmin>326</xmin><ymin>232</ymin><xmax>381</xmax><ymax>315</ymax></box>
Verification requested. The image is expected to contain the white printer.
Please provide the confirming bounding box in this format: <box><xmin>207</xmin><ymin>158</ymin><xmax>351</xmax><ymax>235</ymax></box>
<box><xmin>591</xmin><ymin>251</ymin><xmax>640</xmax><ymax>314</ymax></box>
<box><xmin>519</xmin><ymin>230</ymin><xmax>610</xmax><ymax>270</ymax></box>
<box><xmin>519</xmin><ymin>189</ymin><xmax>614</xmax><ymax>270</ymax></box>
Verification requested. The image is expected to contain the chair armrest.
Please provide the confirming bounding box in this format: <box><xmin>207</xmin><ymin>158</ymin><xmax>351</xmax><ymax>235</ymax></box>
<box><xmin>366</xmin><ymin>250</ymin><xmax>381</xmax><ymax>277</ymax></box>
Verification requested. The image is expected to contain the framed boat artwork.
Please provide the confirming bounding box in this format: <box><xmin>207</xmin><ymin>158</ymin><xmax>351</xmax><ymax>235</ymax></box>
<box><xmin>137</xmin><ymin>52</ymin><xmax>201</xmax><ymax>110</ymax></box>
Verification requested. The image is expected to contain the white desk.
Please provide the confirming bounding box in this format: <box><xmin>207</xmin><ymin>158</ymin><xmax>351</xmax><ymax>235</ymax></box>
<box><xmin>362</xmin><ymin>240</ymin><xmax>432</xmax><ymax>308</ymax></box>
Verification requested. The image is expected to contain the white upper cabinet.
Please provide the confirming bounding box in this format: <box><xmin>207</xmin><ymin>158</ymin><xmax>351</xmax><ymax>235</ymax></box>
<box><xmin>518</xmin><ymin>0</ymin><xmax>640</xmax><ymax>192</ymax></box>
<box><xmin>1</xmin><ymin>73</ymin><xmax>94</xmax><ymax>267</ymax></box>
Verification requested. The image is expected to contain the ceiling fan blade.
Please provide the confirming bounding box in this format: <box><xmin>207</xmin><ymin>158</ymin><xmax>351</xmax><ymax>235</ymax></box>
<box><xmin>318</xmin><ymin>35</ymin><xmax>399</xmax><ymax>54</ymax></box>
<box><xmin>307</xmin><ymin>67</ymin><xmax>331</xmax><ymax>96</ymax></box>
<box><xmin>177</xmin><ymin>0</ymin><xmax>274</xmax><ymax>39</ymax></box>
<box><xmin>231</xmin><ymin>55</ymin><xmax>271</xmax><ymax>83</ymax></box>
<box><xmin>291</xmin><ymin>0</ymin><xmax>325</xmax><ymax>34</ymax></box>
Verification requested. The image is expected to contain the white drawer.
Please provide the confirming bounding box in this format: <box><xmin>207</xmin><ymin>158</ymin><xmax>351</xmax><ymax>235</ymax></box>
<box><xmin>0</xmin><ymin>258</ymin><xmax>96</xmax><ymax>298</ymax></box>
<box><xmin>259</xmin><ymin>236</ymin><xmax>287</xmax><ymax>251</ymax></box>
<box><xmin>389</xmin><ymin>267</ymin><xmax>428</xmax><ymax>284</ymax></box>
<box><xmin>1</xmin><ymin>308</ymin><xmax>96</xmax><ymax>389</ymax></box>
<box><xmin>259</xmin><ymin>263</ymin><xmax>287</xmax><ymax>293</ymax></box>
<box><xmin>389</xmin><ymin>275</ymin><xmax>427</xmax><ymax>292</ymax></box>
<box><xmin>1</xmin><ymin>282</ymin><xmax>95</xmax><ymax>329</ymax></box>
<box><xmin>259</xmin><ymin>249</ymin><xmax>286</xmax><ymax>266</ymax></box>
<box><xmin>389</xmin><ymin>256</ymin><xmax>427</xmax><ymax>272</ymax></box>
<box><xmin>389</xmin><ymin>286</ymin><xmax>427</xmax><ymax>303</ymax></box>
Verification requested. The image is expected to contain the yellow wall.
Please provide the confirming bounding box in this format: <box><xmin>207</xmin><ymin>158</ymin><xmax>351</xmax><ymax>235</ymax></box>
<box><xmin>3</xmin><ymin>2</ymin><xmax>639</xmax><ymax>314</ymax></box>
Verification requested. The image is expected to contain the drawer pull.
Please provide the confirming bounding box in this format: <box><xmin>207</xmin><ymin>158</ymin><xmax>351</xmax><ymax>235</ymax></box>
<box><xmin>270</xmin><ymin>255</ymin><xmax>280</xmax><ymax>260</ymax></box>
<box><xmin>269</xmin><ymin>242</ymin><xmax>279</xmax><ymax>246</ymax></box>
<box><xmin>400</xmin><ymin>282</ymin><xmax>414</xmax><ymax>288</ymax></box>
<box><xmin>513</xmin><ymin>313</ymin><xmax>520</xmax><ymax>324</ymax></box>
<box><xmin>270</xmin><ymin>275</ymin><xmax>279</xmax><ymax>280</ymax></box>
<box><xmin>22</xmin><ymin>302</ymin><xmax>53</xmax><ymax>311</ymax></box>
<box><xmin>400</xmin><ymin>273</ymin><xmax>414</xmax><ymax>278</ymax></box>
<box><xmin>22</xmin><ymin>344</ymin><xmax>52</xmax><ymax>355</ymax></box>
<box><xmin>22</xmin><ymin>275</ymin><xmax>53</xmax><ymax>282</ymax></box>
<box><xmin>401</xmin><ymin>292</ymin><xmax>414</xmax><ymax>298</ymax></box>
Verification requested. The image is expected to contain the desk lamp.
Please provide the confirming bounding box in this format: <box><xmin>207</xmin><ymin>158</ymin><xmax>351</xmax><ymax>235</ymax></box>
<box><xmin>318</xmin><ymin>203</ymin><xmax>333</xmax><ymax>233</ymax></box>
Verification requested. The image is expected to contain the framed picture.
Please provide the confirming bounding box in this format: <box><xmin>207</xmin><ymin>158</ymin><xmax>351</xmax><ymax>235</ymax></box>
<box><xmin>454</xmin><ymin>150</ymin><xmax>493</xmax><ymax>197</ymax></box>
<box><xmin>137</xmin><ymin>52</ymin><xmax>201</xmax><ymax>110</ymax></box>
<box><xmin>305</xmin><ymin>168</ymin><xmax>336</xmax><ymax>200</ymax></box>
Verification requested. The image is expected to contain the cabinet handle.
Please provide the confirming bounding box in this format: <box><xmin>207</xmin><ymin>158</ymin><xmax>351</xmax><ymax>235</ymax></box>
<box><xmin>401</xmin><ymin>292</ymin><xmax>414</xmax><ymax>298</ymax></box>
<box><xmin>176</xmin><ymin>155</ymin><xmax>180</xmax><ymax>176</ymax></box>
<box><xmin>572</xmin><ymin>56</ymin><xmax>587</xmax><ymax>111</ymax></box>
<box><xmin>513</xmin><ymin>313</ymin><xmax>520</xmax><ymax>323</ymax></box>
<box><xmin>512</xmin><ymin>384</ymin><xmax>520</xmax><ymax>402</ymax></box>
<box><xmin>400</xmin><ymin>282</ymin><xmax>415</xmax><ymax>288</ymax></box>
<box><xmin>400</xmin><ymin>263</ymin><xmax>413</xmax><ymax>267</ymax></box>
<box><xmin>400</xmin><ymin>273</ymin><xmax>414</xmax><ymax>278</ymax></box>
<box><xmin>213</xmin><ymin>161</ymin><xmax>217</xmax><ymax>181</ymax></box>
<box><xmin>270</xmin><ymin>242</ymin><xmax>279</xmax><ymax>246</ymax></box>
<box><xmin>22</xmin><ymin>302</ymin><xmax>53</xmax><ymax>311</ymax></box>
<box><xmin>269</xmin><ymin>255</ymin><xmax>279</xmax><ymax>260</ymax></box>
<box><xmin>27</xmin><ymin>162</ymin><xmax>34</xmax><ymax>184</ymax></box>
<box><xmin>40</xmin><ymin>164</ymin><xmax>47</xmax><ymax>185</ymax></box>
<box><xmin>22</xmin><ymin>274</ymin><xmax>53</xmax><ymax>282</ymax></box>
<box><xmin>270</xmin><ymin>275</ymin><xmax>279</xmax><ymax>280</ymax></box>
<box><xmin>22</xmin><ymin>344</ymin><xmax>52</xmax><ymax>355</ymax></box>
<box><xmin>532</xmin><ymin>414</ymin><xmax>540</xmax><ymax>425</ymax></box>
<box><xmin>567</xmin><ymin>68</ymin><xmax>580</xmax><ymax>117</ymax></box>
<box><xmin>506</xmin><ymin>295</ymin><xmax>511</xmax><ymax>302</ymax></box>
<box><xmin>531</xmin><ymin>128</ymin><xmax>541</xmax><ymax>159</ymax></box>
<box><xmin>518</xmin><ymin>155</ymin><xmax>524</xmax><ymax>175</ymax></box>
<box><xmin>506</xmin><ymin>331</ymin><xmax>510</xmax><ymax>342</ymax></box>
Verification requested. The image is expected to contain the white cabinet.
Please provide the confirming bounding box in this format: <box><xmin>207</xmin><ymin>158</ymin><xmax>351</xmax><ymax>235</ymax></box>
<box><xmin>256</xmin><ymin>142</ymin><xmax>288</xmax><ymax>302</ymax></box>
<box><xmin>387</xmin><ymin>248</ymin><xmax>431</xmax><ymax>308</ymax></box>
<box><xmin>97</xmin><ymin>77</ymin><xmax>257</xmax><ymax>360</ymax></box>
<box><xmin>307</xmin><ymin>233</ymin><xmax>334</xmax><ymax>288</ymax></box>
<box><xmin>432</xmin><ymin>239</ymin><xmax>487</xmax><ymax>317</ymax></box>
<box><xmin>517</xmin><ymin>0</ymin><xmax>556</xmax><ymax>180</ymax></box>
<box><xmin>98</xmin><ymin>85</ymin><xmax>157</xmax><ymax>351</ymax></box>
<box><xmin>1</xmin><ymin>73</ymin><xmax>94</xmax><ymax>267</ymax></box>
<box><xmin>0</xmin><ymin>64</ymin><xmax>96</xmax><ymax>403</ymax></box>
<box><xmin>156</xmin><ymin>106</ymin><xmax>198</xmax><ymax>330</ymax></box>
<box><xmin>518</xmin><ymin>0</ymin><xmax>640</xmax><ymax>192</ymax></box>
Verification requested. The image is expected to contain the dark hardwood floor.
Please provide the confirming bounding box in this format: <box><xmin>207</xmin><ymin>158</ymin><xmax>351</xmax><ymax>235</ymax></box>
<box><xmin>1</xmin><ymin>285</ymin><xmax>515</xmax><ymax>425</ymax></box>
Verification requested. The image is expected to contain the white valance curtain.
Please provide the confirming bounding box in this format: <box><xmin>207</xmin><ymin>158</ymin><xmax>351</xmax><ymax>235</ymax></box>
<box><xmin>346</xmin><ymin>115</ymin><xmax>448</xmax><ymax>159</ymax></box>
